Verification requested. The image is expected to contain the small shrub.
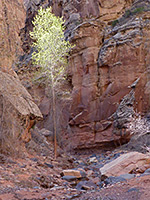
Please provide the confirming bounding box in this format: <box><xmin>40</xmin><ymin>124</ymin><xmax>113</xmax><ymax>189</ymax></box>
<box><xmin>124</xmin><ymin>10</ymin><xmax>132</xmax><ymax>18</ymax></box>
<box><xmin>124</xmin><ymin>7</ymin><xmax>144</xmax><ymax>19</ymax></box>
<box><xmin>132</xmin><ymin>7</ymin><xmax>145</xmax><ymax>14</ymax></box>
<box><xmin>111</xmin><ymin>19</ymin><xmax>119</xmax><ymax>27</ymax></box>
<box><xmin>112</xmin><ymin>6</ymin><xmax>145</xmax><ymax>28</ymax></box>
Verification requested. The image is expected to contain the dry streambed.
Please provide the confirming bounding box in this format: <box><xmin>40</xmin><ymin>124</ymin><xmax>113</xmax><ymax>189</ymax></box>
<box><xmin>1</xmin><ymin>130</ymin><xmax>150</xmax><ymax>200</ymax></box>
<box><xmin>1</xmin><ymin>148</ymin><xmax>150</xmax><ymax>200</ymax></box>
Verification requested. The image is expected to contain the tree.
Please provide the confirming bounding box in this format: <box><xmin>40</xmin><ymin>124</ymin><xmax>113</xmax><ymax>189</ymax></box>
<box><xmin>30</xmin><ymin>7</ymin><xmax>73</xmax><ymax>159</ymax></box>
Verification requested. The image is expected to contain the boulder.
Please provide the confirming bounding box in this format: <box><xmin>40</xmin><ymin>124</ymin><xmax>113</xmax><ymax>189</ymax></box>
<box><xmin>100</xmin><ymin>152</ymin><xmax>150</xmax><ymax>177</ymax></box>
<box><xmin>76</xmin><ymin>180</ymin><xmax>97</xmax><ymax>191</ymax></box>
<box><xmin>0</xmin><ymin>71</ymin><xmax>42</xmax><ymax>147</ymax></box>
<box><xmin>104</xmin><ymin>176</ymin><xmax>126</xmax><ymax>186</ymax></box>
<box><xmin>0</xmin><ymin>71</ymin><xmax>42</xmax><ymax>118</ymax></box>
<box><xmin>62</xmin><ymin>175</ymin><xmax>77</xmax><ymax>182</ymax></box>
<box><xmin>119</xmin><ymin>173</ymin><xmax>135</xmax><ymax>180</ymax></box>
<box><xmin>143</xmin><ymin>168</ymin><xmax>150</xmax><ymax>175</ymax></box>
<box><xmin>87</xmin><ymin>157</ymin><xmax>98</xmax><ymax>164</ymax></box>
<box><xmin>61</xmin><ymin>169</ymin><xmax>86</xmax><ymax>179</ymax></box>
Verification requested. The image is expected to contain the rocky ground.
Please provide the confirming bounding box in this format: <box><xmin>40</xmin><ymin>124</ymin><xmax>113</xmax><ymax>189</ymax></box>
<box><xmin>1</xmin><ymin>129</ymin><xmax>150</xmax><ymax>200</ymax></box>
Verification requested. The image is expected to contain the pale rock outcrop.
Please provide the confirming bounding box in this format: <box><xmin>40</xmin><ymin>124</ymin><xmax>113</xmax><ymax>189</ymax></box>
<box><xmin>62</xmin><ymin>169</ymin><xmax>86</xmax><ymax>179</ymax></box>
<box><xmin>100</xmin><ymin>152</ymin><xmax>150</xmax><ymax>177</ymax></box>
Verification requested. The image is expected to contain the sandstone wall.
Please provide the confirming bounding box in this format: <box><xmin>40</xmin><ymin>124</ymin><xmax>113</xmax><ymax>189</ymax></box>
<box><xmin>0</xmin><ymin>0</ymin><xmax>42</xmax><ymax>154</ymax></box>
<box><xmin>62</xmin><ymin>0</ymin><xmax>150</xmax><ymax>149</ymax></box>
<box><xmin>0</xmin><ymin>0</ymin><xmax>25</xmax><ymax>74</ymax></box>
<box><xmin>18</xmin><ymin>0</ymin><xmax>150</xmax><ymax>150</ymax></box>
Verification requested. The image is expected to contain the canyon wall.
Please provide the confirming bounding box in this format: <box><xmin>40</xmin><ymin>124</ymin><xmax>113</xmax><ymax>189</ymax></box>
<box><xmin>6</xmin><ymin>0</ymin><xmax>150</xmax><ymax>151</ymax></box>
<box><xmin>0</xmin><ymin>0</ymin><xmax>25</xmax><ymax>74</ymax></box>
<box><xmin>0</xmin><ymin>0</ymin><xmax>42</xmax><ymax>154</ymax></box>
<box><xmin>61</xmin><ymin>0</ymin><xmax>150</xmax><ymax>149</ymax></box>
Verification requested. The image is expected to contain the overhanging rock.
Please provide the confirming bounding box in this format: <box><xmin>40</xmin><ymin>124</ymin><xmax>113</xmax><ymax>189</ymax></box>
<box><xmin>0</xmin><ymin>71</ymin><xmax>42</xmax><ymax>119</ymax></box>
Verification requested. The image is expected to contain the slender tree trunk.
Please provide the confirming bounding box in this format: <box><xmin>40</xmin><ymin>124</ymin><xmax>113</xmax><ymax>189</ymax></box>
<box><xmin>51</xmin><ymin>75</ymin><xmax>57</xmax><ymax>159</ymax></box>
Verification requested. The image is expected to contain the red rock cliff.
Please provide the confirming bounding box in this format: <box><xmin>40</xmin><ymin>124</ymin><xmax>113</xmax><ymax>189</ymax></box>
<box><xmin>60</xmin><ymin>0</ymin><xmax>150</xmax><ymax>149</ymax></box>
<box><xmin>0</xmin><ymin>0</ymin><xmax>42</xmax><ymax>154</ymax></box>
<box><xmin>0</xmin><ymin>0</ymin><xmax>25</xmax><ymax>74</ymax></box>
<box><xmin>16</xmin><ymin>0</ymin><xmax>150</xmax><ymax>150</ymax></box>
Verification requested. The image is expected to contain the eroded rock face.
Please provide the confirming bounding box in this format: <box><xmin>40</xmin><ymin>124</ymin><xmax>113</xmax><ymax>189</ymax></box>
<box><xmin>20</xmin><ymin>0</ymin><xmax>52</xmax><ymax>53</ymax></box>
<box><xmin>0</xmin><ymin>71</ymin><xmax>43</xmax><ymax>153</ymax></box>
<box><xmin>18</xmin><ymin>0</ymin><xmax>150</xmax><ymax>150</ymax></box>
<box><xmin>0</xmin><ymin>0</ymin><xmax>25</xmax><ymax>74</ymax></box>
<box><xmin>0</xmin><ymin>71</ymin><xmax>42</xmax><ymax>118</ymax></box>
<box><xmin>63</xmin><ymin>0</ymin><xmax>150</xmax><ymax>149</ymax></box>
<box><xmin>0</xmin><ymin>0</ymin><xmax>43</xmax><ymax>153</ymax></box>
